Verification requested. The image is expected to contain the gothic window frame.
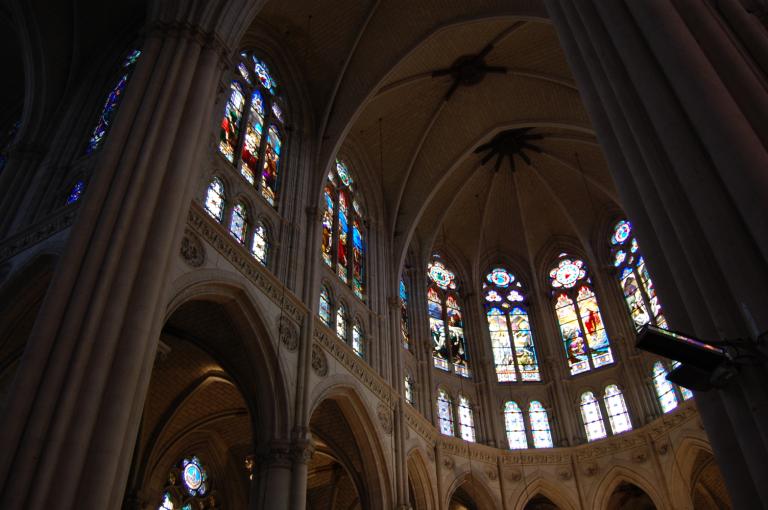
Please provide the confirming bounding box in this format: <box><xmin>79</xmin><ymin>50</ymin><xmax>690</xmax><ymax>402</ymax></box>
<box><xmin>503</xmin><ymin>400</ymin><xmax>528</xmax><ymax>450</ymax></box>
<box><xmin>204</xmin><ymin>176</ymin><xmax>227</xmax><ymax>222</ymax></box>
<box><xmin>651</xmin><ymin>360</ymin><xmax>689</xmax><ymax>414</ymax></box>
<box><xmin>457</xmin><ymin>394</ymin><xmax>476</xmax><ymax>443</ymax></box>
<box><xmin>352</xmin><ymin>318</ymin><xmax>365</xmax><ymax>359</ymax></box>
<box><xmin>609</xmin><ymin>219</ymin><xmax>667</xmax><ymax>331</ymax></box>
<box><xmin>336</xmin><ymin>301</ymin><xmax>349</xmax><ymax>342</ymax></box>
<box><xmin>579</xmin><ymin>390</ymin><xmax>608</xmax><ymax>442</ymax></box>
<box><xmin>156</xmin><ymin>454</ymin><xmax>216</xmax><ymax>510</ymax></box>
<box><xmin>603</xmin><ymin>383</ymin><xmax>632</xmax><ymax>435</ymax></box>
<box><xmin>251</xmin><ymin>217</ymin><xmax>271</xmax><ymax>266</ymax></box>
<box><xmin>321</xmin><ymin>159</ymin><xmax>368</xmax><ymax>301</ymax></box>
<box><xmin>400</xmin><ymin>276</ymin><xmax>411</xmax><ymax>350</ymax></box>
<box><xmin>482</xmin><ymin>266</ymin><xmax>541</xmax><ymax>382</ymax></box>
<box><xmin>319</xmin><ymin>284</ymin><xmax>333</xmax><ymax>327</ymax></box>
<box><xmin>549</xmin><ymin>253</ymin><xmax>614</xmax><ymax>376</ymax></box>
<box><xmin>404</xmin><ymin>373</ymin><xmax>415</xmax><ymax>406</ymax></box>
<box><xmin>436</xmin><ymin>388</ymin><xmax>455</xmax><ymax>436</ymax></box>
<box><xmin>229</xmin><ymin>199</ymin><xmax>250</xmax><ymax>245</ymax></box>
<box><xmin>216</xmin><ymin>51</ymin><xmax>287</xmax><ymax>208</ymax></box>
<box><xmin>528</xmin><ymin>400</ymin><xmax>554</xmax><ymax>448</ymax></box>
<box><xmin>427</xmin><ymin>255</ymin><xmax>470</xmax><ymax>378</ymax></box>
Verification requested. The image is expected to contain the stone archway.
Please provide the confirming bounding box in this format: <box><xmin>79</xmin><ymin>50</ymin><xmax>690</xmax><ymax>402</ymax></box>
<box><xmin>524</xmin><ymin>494</ymin><xmax>561</xmax><ymax>510</ymax></box>
<box><xmin>605</xmin><ymin>482</ymin><xmax>656</xmax><ymax>510</ymax></box>
<box><xmin>445</xmin><ymin>475</ymin><xmax>498</xmax><ymax>510</ymax></box>
<box><xmin>407</xmin><ymin>448</ymin><xmax>436</xmax><ymax>510</ymax></box>
<box><xmin>690</xmin><ymin>450</ymin><xmax>732</xmax><ymax>510</ymax></box>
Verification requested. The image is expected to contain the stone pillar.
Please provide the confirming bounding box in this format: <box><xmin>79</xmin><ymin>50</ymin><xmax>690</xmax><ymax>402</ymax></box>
<box><xmin>0</xmin><ymin>1</ymin><xmax>264</xmax><ymax>508</ymax></box>
<box><xmin>288</xmin><ymin>439</ymin><xmax>314</xmax><ymax>510</ymax></box>
<box><xmin>546</xmin><ymin>1</ymin><xmax>768</xmax><ymax>507</ymax></box>
<box><xmin>254</xmin><ymin>443</ymin><xmax>293</xmax><ymax>510</ymax></box>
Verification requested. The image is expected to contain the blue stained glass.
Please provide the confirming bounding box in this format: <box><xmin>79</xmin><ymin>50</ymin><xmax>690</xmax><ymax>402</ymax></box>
<box><xmin>253</xmin><ymin>57</ymin><xmax>277</xmax><ymax>94</ymax></box>
<box><xmin>336</xmin><ymin>160</ymin><xmax>353</xmax><ymax>187</ymax></box>
<box><xmin>487</xmin><ymin>267</ymin><xmax>513</xmax><ymax>287</ymax></box>
<box><xmin>181</xmin><ymin>456</ymin><xmax>207</xmax><ymax>497</ymax></box>
<box><xmin>504</xmin><ymin>401</ymin><xmax>528</xmax><ymax>449</ymax></box>
<box><xmin>437</xmin><ymin>390</ymin><xmax>454</xmax><ymax>436</ymax></box>
<box><xmin>261</xmin><ymin>125</ymin><xmax>281</xmax><ymax>206</ymax></box>
<box><xmin>400</xmin><ymin>279</ymin><xmax>407</xmax><ymax>301</ymax></box>
<box><xmin>66</xmin><ymin>180</ymin><xmax>85</xmax><ymax>204</ymax></box>
<box><xmin>529</xmin><ymin>401</ymin><xmax>553</xmax><ymax>448</ymax></box>
<box><xmin>611</xmin><ymin>220</ymin><xmax>632</xmax><ymax>245</ymax></box>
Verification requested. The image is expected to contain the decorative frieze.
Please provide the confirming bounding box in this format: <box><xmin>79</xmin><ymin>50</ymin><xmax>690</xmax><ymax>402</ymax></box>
<box><xmin>0</xmin><ymin>207</ymin><xmax>77</xmax><ymax>262</ymax></box>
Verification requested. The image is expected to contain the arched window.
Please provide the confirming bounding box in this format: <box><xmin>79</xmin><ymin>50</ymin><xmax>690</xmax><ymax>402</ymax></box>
<box><xmin>336</xmin><ymin>303</ymin><xmax>348</xmax><ymax>341</ymax></box>
<box><xmin>504</xmin><ymin>401</ymin><xmax>528</xmax><ymax>449</ymax></box>
<box><xmin>319</xmin><ymin>286</ymin><xmax>332</xmax><ymax>326</ymax></box>
<box><xmin>87</xmin><ymin>49</ymin><xmax>142</xmax><ymax>154</ymax></box>
<box><xmin>204</xmin><ymin>178</ymin><xmax>225</xmax><ymax>222</ymax></box>
<box><xmin>458</xmin><ymin>395</ymin><xmax>476</xmax><ymax>442</ymax></box>
<box><xmin>252</xmin><ymin>221</ymin><xmax>269</xmax><ymax>265</ymax></box>
<box><xmin>483</xmin><ymin>267</ymin><xmax>540</xmax><ymax>382</ymax></box>
<box><xmin>652</xmin><ymin>361</ymin><xmax>679</xmax><ymax>413</ymax></box>
<box><xmin>404</xmin><ymin>375</ymin><xmax>415</xmax><ymax>405</ymax></box>
<box><xmin>529</xmin><ymin>401</ymin><xmax>553</xmax><ymax>448</ymax></box>
<box><xmin>604</xmin><ymin>384</ymin><xmax>632</xmax><ymax>434</ymax></box>
<box><xmin>610</xmin><ymin>220</ymin><xmax>667</xmax><ymax>330</ymax></box>
<box><xmin>580</xmin><ymin>391</ymin><xmax>607</xmax><ymax>442</ymax></box>
<box><xmin>672</xmin><ymin>361</ymin><xmax>694</xmax><ymax>400</ymax></box>
<box><xmin>229</xmin><ymin>201</ymin><xmax>248</xmax><ymax>244</ymax></box>
<box><xmin>427</xmin><ymin>256</ymin><xmax>470</xmax><ymax>377</ymax></box>
<box><xmin>217</xmin><ymin>52</ymin><xmax>285</xmax><ymax>207</ymax></box>
<box><xmin>66</xmin><ymin>180</ymin><xmax>86</xmax><ymax>205</ymax></box>
<box><xmin>436</xmin><ymin>389</ymin><xmax>454</xmax><ymax>436</ymax></box>
<box><xmin>550</xmin><ymin>255</ymin><xmax>613</xmax><ymax>375</ymax></box>
<box><xmin>400</xmin><ymin>278</ymin><xmax>411</xmax><ymax>350</ymax></box>
<box><xmin>321</xmin><ymin>160</ymin><xmax>367</xmax><ymax>300</ymax></box>
<box><xmin>157</xmin><ymin>455</ymin><xmax>214</xmax><ymax>510</ymax></box>
<box><xmin>352</xmin><ymin>320</ymin><xmax>364</xmax><ymax>358</ymax></box>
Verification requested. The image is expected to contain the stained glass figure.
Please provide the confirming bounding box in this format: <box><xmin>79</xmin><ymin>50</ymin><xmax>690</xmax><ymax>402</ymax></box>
<box><xmin>428</xmin><ymin>256</ymin><xmax>469</xmax><ymax>376</ymax></box>
<box><xmin>610</xmin><ymin>220</ymin><xmax>667</xmax><ymax>330</ymax></box>
<box><xmin>529</xmin><ymin>401</ymin><xmax>553</xmax><ymax>448</ymax></box>
<box><xmin>484</xmin><ymin>267</ymin><xmax>540</xmax><ymax>382</ymax></box>
<box><xmin>261</xmin><ymin>125</ymin><xmax>281</xmax><ymax>205</ymax></box>
<box><xmin>458</xmin><ymin>395</ymin><xmax>476</xmax><ymax>442</ymax></box>
<box><xmin>604</xmin><ymin>384</ymin><xmax>632</xmax><ymax>434</ymax></box>
<box><xmin>66</xmin><ymin>180</ymin><xmax>85</xmax><ymax>204</ymax></box>
<box><xmin>404</xmin><ymin>375</ymin><xmax>414</xmax><ymax>405</ymax></box>
<box><xmin>321</xmin><ymin>159</ymin><xmax>366</xmax><ymax>299</ymax></box>
<box><xmin>437</xmin><ymin>389</ymin><xmax>454</xmax><ymax>436</ymax></box>
<box><xmin>580</xmin><ymin>391</ymin><xmax>607</xmax><ymax>442</ymax></box>
<box><xmin>550</xmin><ymin>255</ymin><xmax>613</xmax><ymax>375</ymax></box>
<box><xmin>400</xmin><ymin>278</ymin><xmax>410</xmax><ymax>349</ymax></box>
<box><xmin>240</xmin><ymin>90</ymin><xmax>264</xmax><ymax>184</ymax></box>
<box><xmin>215</xmin><ymin>52</ymin><xmax>286</xmax><ymax>208</ymax></box>
<box><xmin>447</xmin><ymin>295</ymin><xmax>469</xmax><ymax>377</ymax></box>
<box><xmin>336</xmin><ymin>303</ymin><xmax>348</xmax><ymax>341</ymax></box>
<box><xmin>218</xmin><ymin>82</ymin><xmax>245</xmax><ymax>163</ymax></box>
<box><xmin>319</xmin><ymin>286</ymin><xmax>332</xmax><ymax>326</ymax></box>
<box><xmin>204</xmin><ymin>178</ymin><xmax>225</xmax><ymax>222</ymax></box>
<box><xmin>352</xmin><ymin>321</ymin><xmax>364</xmax><ymax>358</ymax></box>
<box><xmin>428</xmin><ymin>287</ymin><xmax>449</xmax><ymax>371</ymax></box>
<box><xmin>86</xmin><ymin>49</ymin><xmax>142</xmax><ymax>154</ymax></box>
<box><xmin>252</xmin><ymin>221</ymin><xmax>268</xmax><ymax>264</ymax></box>
<box><xmin>229</xmin><ymin>202</ymin><xmax>248</xmax><ymax>244</ymax></box>
<box><xmin>504</xmin><ymin>401</ymin><xmax>528</xmax><ymax>449</ymax></box>
<box><xmin>652</xmin><ymin>361</ymin><xmax>678</xmax><ymax>413</ymax></box>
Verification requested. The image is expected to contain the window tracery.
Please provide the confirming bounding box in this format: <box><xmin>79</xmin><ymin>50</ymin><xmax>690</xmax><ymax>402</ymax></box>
<box><xmin>529</xmin><ymin>401</ymin><xmax>553</xmax><ymax>448</ymax></box>
<box><xmin>483</xmin><ymin>267</ymin><xmax>540</xmax><ymax>382</ymax></box>
<box><xmin>504</xmin><ymin>401</ymin><xmax>528</xmax><ymax>449</ymax></box>
<box><xmin>653</xmin><ymin>361</ymin><xmax>679</xmax><ymax>413</ymax></box>
<box><xmin>217</xmin><ymin>52</ymin><xmax>285</xmax><ymax>207</ymax></box>
<box><xmin>321</xmin><ymin>160</ymin><xmax>367</xmax><ymax>300</ymax></box>
<box><xmin>437</xmin><ymin>389</ymin><xmax>455</xmax><ymax>436</ymax></box>
<box><xmin>427</xmin><ymin>256</ymin><xmax>469</xmax><ymax>377</ymax></box>
<box><xmin>400</xmin><ymin>278</ymin><xmax>411</xmax><ymax>350</ymax></box>
<box><xmin>204</xmin><ymin>178</ymin><xmax>225</xmax><ymax>222</ymax></box>
<box><xmin>352</xmin><ymin>320</ymin><xmax>364</xmax><ymax>358</ymax></box>
<box><xmin>87</xmin><ymin>49</ymin><xmax>141</xmax><ymax>155</ymax></box>
<box><xmin>336</xmin><ymin>303</ymin><xmax>348</xmax><ymax>341</ymax></box>
<box><xmin>603</xmin><ymin>384</ymin><xmax>632</xmax><ymax>434</ymax></box>
<box><xmin>252</xmin><ymin>221</ymin><xmax>269</xmax><ymax>265</ymax></box>
<box><xmin>550</xmin><ymin>254</ymin><xmax>613</xmax><ymax>375</ymax></box>
<box><xmin>319</xmin><ymin>285</ymin><xmax>332</xmax><ymax>326</ymax></box>
<box><xmin>156</xmin><ymin>455</ymin><xmax>217</xmax><ymax>510</ymax></box>
<box><xmin>458</xmin><ymin>395</ymin><xmax>476</xmax><ymax>442</ymax></box>
<box><xmin>580</xmin><ymin>391</ymin><xmax>607</xmax><ymax>442</ymax></box>
<box><xmin>229</xmin><ymin>202</ymin><xmax>248</xmax><ymax>244</ymax></box>
<box><xmin>610</xmin><ymin>220</ymin><xmax>667</xmax><ymax>330</ymax></box>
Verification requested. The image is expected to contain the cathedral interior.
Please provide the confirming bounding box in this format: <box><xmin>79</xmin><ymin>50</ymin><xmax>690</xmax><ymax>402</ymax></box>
<box><xmin>1</xmin><ymin>0</ymin><xmax>767</xmax><ymax>509</ymax></box>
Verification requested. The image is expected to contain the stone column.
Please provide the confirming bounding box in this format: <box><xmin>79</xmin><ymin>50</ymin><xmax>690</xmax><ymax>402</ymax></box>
<box><xmin>0</xmin><ymin>1</ymin><xmax>264</xmax><ymax>508</ymax></box>
<box><xmin>254</xmin><ymin>442</ymin><xmax>293</xmax><ymax>510</ymax></box>
<box><xmin>546</xmin><ymin>1</ymin><xmax>768</xmax><ymax>507</ymax></box>
<box><xmin>288</xmin><ymin>438</ymin><xmax>314</xmax><ymax>510</ymax></box>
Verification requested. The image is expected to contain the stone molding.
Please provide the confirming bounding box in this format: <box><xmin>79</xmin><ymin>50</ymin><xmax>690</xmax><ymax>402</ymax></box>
<box><xmin>278</xmin><ymin>315</ymin><xmax>299</xmax><ymax>351</ymax></box>
<box><xmin>0</xmin><ymin>206</ymin><xmax>77</xmax><ymax>262</ymax></box>
<box><xmin>311</xmin><ymin>344</ymin><xmax>328</xmax><ymax>377</ymax></box>
<box><xmin>180</xmin><ymin>229</ymin><xmax>205</xmax><ymax>267</ymax></box>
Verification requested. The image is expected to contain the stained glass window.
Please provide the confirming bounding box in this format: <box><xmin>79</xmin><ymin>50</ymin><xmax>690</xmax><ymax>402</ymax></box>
<box><xmin>672</xmin><ymin>361</ymin><xmax>694</xmax><ymax>400</ymax></box>
<box><xmin>86</xmin><ymin>49</ymin><xmax>141</xmax><ymax>154</ymax></box>
<box><xmin>204</xmin><ymin>178</ymin><xmax>225</xmax><ymax>221</ymax></box>
<box><xmin>229</xmin><ymin>202</ymin><xmax>248</xmax><ymax>244</ymax></box>
<box><xmin>437</xmin><ymin>389</ymin><xmax>454</xmax><ymax>436</ymax></box>
<box><xmin>321</xmin><ymin>160</ymin><xmax>366</xmax><ymax>299</ymax></box>
<box><xmin>653</xmin><ymin>361</ymin><xmax>678</xmax><ymax>413</ymax></box>
<box><xmin>610</xmin><ymin>220</ymin><xmax>667</xmax><ymax>330</ymax></box>
<box><xmin>156</xmin><ymin>455</ymin><xmax>214</xmax><ymax>510</ymax></box>
<box><xmin>66</xmin><ymin>180</ymin><xmax>85</xmax><ymax>205</ymax></box>
<box><xmin>580</xmin><ymin>391</ymin><xmax>607</xmax><ymax>442</ymax></box>
<box><xmin>319</xmin><ymin>286</ymin><xmax>332</xmax><ymax>326</ymax></box>
<box><xmin>604</xmin><ymin>385</ymin><xmax>632</xmax><ymax>434</ymax></box>
<box><xmin>216</xmin><ymin>52</ymin><xmax>285</xmax><ymax>208</ymax></box>
<box><xmin>427</xmin><ymin>256</ymin><xmax>470</xmax><ymax>377</ymax></box>
<box><xmin>252</xmin><ymin>221</ymin><xmax>268</xmax><ymax>265</ymax></box>
<box><xmin>400</xmin><ymin>278</ymin><xmax>411</xmax><ymax>349</ymax></box>
<box><xmin>504</xmin><ymin>401</ymin><xmax>528</xmax><ymax>449</ymax></box>
<box><xmin>336</xmin><ymin>304</ymin><xmax>348</xmax><ymax>341</ymax></box>
<box><xmin>404</xmin><ymin>375</ymin><xmax>414</xmax><ymax>405</ymax></box>
<box><xmin>352</xmin><ymin>321</ymin><xmax>364</xmax><ymax>358</ymax></box>
<box><xmin>483</xmin><ymin>267</ymin><xmax>540</xmax><ymax>382</ymax></box>
<box><xmin>550</xmin><ymin>255</ymin><xmax>613</xmax><ymax>375</ymax></box>
<box><xmin>529</xmin><ymin>401</ymin><xmax>553</xmax><ymax>448</ymax></box>
<box><xmin>458</xmin><ymin>395</ymin><xmax>476</xmax><ymax>442</ymax></box>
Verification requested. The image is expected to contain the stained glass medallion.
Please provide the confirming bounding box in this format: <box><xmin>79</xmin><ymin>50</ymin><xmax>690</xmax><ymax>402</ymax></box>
<box><xmin>428</xmin><ymin>260</ymin><xmax>456</xmax><ymax>290</ymax></box>
<box><xmin>487</xmin><ymin>267</ymin><xmax>513</xmax><ymax>287</ymax></box>
<box><xmin>253</xmin><ymin>58</ymin><xmax>277</xmax><ymax>94</ymax></box>
<box><xmin>336</xmin><ymin>160</ymin><xmax>353</xmax><ymax>187</ymax></box>
<box><xmin>549</xmin><ymin>258</ymin><xmax>586</xmax><ymax>289</ymax></box>
<box><xmin>611</xmin><ymin>220</ymin><xmax>632</xmax><ymax>245</ymax></box>
<box><xmin>181</xmin><ymin>456</ymin><xmax>207</xmax><ymax>497</ymax></box>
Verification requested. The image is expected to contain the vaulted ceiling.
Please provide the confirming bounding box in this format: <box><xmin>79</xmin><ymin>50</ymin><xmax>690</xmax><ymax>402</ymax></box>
<box><xmin>254</xmin><ymin>1</ymin><xmax>621</xmax><ymax>279</ymax></box>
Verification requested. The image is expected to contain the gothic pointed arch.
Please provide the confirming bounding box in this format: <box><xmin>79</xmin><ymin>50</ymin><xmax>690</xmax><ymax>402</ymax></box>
<box><xmin>427</xmin><ymin>254</ymin><xmax>469</xmax><ymax>376</ymax></box>
<box><xmin>406</xmin><ymin>448</ymin><xmax>437</xmax><ymax>510</ymax></box>
<box><xmin>445</xmin><ymin>473</ymin><xmax>499</xmax><ymax>510</ymax></box>
<box><xmin>592</xmin><ymin>466</ymin><xmax>666</xmax><ymax>510</ymax></box>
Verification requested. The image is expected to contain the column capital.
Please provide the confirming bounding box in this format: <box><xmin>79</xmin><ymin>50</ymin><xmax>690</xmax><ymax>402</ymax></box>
<box><xmin>290</xmin><ymin>438</ymin><xmax>316</xmax><ymax>464</ymax></box>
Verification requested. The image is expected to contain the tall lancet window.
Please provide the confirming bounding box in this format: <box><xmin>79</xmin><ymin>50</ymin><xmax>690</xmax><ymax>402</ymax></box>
<box><xmin>603</xmin><ymin>384</ymin><xmax>632</xmax><ymax>434</ymax></box>
<box><xmin>216</xmin><ymin>52</ymin><xmax>285</xmax><ymax>207</ymax></box>
<box><xmin>610</xmin><ymin>220</ymin><xmax>667</xmax><ymax>330</ymax></box>
<box><xmin>580</xmin><ymin>391</ymin><xmax>607</xmax><ymax>442</ymax></box>
<box><xmin>483</xmin><ymin>267</ymin><xmax>540</xmax><ymax>382</ymax></box>
<box><xmin>529</xmin><ymin>401</ymin><xmax>553</xmax><ymax>448</ymax></box>
<box><xmin>550</xmin><ymin>255</ymin><xmax>613</xmax><ymax>375</ymax></box>
<box><xmin>427</xmin><ymin>256</ymin><xmax>470</xmax><ymax>377</ymax></box>
<box><xmin>652</xmin><ymin>361</ymin><xmax>679</xmax><ymax>413</ymax></box>
<box><xmin>204</xmin><ymin>178</ymin><xmax>226</xmax><ymax>222</ymax></box>
<box><xmin>319</xmin><ymin>286</ymin><xmax>332</xmax><ymax>326</ymax></box>
<box><xmin>457</xmin><ymin>395</ymin><xmax>476</xmax><ymax>442</ymax></box>
<box><xmin>504</xmin><ymin>401</ymin><xmax>528</xmax><ymax>449</ymax></box>
<box><xmin>436</xmin><ymin>389</ymin><xmax>455</xmax><ymax>436</ymax></box>
<box><xmin>400</xmin><ymin>278</ymin><xmax>411</xmax><ymax>350</ymax></box>
<box><xmin>320</xmin><ymin>160</ymin><xmax>367</xmax><ymax>300</ymax></box>
<box><xmin>86</xmin><ymin>49</ymin><xmax>142</xmax><ymax>154</ymax></box>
